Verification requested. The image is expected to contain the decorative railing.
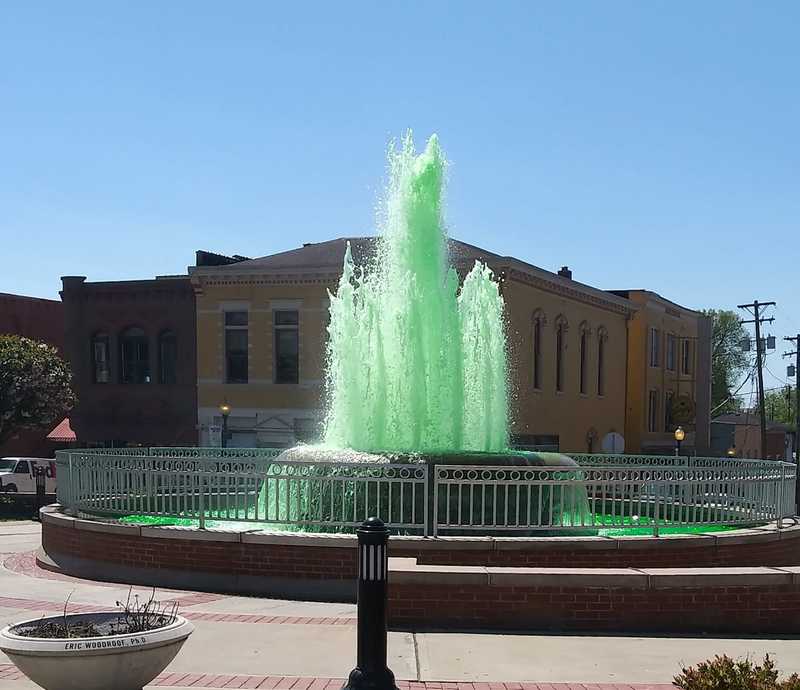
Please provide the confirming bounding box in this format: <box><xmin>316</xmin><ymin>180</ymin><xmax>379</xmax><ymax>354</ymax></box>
<box><xmin>54</xmin><ymin>450</ymin><xmax>796</xmax><ymax>536</ymax></box>
<box><xmin>433</xmin><ymin>462</ymin><xmax>796</xmax><ymax>536</ymax></box>
<box><xmin>56</xmin><ymin>449</ymin><xmax>427</xmax><ymax>533</ymax></box>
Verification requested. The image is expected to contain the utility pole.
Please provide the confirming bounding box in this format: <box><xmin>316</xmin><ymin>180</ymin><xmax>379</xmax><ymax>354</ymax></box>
<box><xmin>784</xmin><ymin>336</ymin><xmax>799</xmax><ymax>504</ymax></box>
<box><xmin>738</xmin><ymin>301</ymin><xmax>776</xmax><ymax>460</ymax></box>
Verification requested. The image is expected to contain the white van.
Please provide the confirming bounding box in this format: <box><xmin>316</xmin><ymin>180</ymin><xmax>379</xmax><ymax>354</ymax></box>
<box><xmin>0</xmin><ymin>458</ymin><xmax>57</xmax><ymax>494</ymax></box>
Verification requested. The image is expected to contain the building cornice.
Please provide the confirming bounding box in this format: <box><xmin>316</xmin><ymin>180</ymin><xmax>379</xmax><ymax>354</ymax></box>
<box><xmin>502</xmin><ymin>266</ymin><xmax>636</xmax><ymax>317</ymax></box>
<box><xmin>193</xmin><ymin>263</ymin><xmax>637</xmax><ymax>316</ymax></box>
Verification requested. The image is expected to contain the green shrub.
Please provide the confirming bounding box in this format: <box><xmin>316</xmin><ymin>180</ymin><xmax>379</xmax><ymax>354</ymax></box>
<box><xmin>674</xmin><ymin>654</ymin><xmax>800</xmax><ymax>690</ymax></box>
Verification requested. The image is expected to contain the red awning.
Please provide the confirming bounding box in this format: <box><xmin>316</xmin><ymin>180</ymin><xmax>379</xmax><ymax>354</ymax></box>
<box><xmin>47</xmin><ymin>418</ymin><xmax>76</xmax><ymax>443</ymax></box>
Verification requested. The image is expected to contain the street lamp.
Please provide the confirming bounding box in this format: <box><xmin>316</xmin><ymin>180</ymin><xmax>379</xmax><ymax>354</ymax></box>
<box><xmin>219</xmin><ymin>403</ymin><xmax>231</xmax><ymax>449</ymax></box>
<box><xmin>727</xmin><ymin>445</ymin><xmax>737</xmax><ymax>458</ymax></box>
<box><xmin>674</xmin><ymin>426</ymin><xmax>685</xmax><ymax>457</ymax></box>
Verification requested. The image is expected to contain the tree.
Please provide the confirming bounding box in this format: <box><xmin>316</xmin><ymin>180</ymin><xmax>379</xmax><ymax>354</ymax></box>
<box><xmin>765</xmin><ymin>386</ymin><xmax>796</xmax><ymax>429</ymax></box>
<box><xmin>0</xmin><ymin>335</ymin><xmax>76</xmax><ymax>445</ymax></box>
<box><xmin>703</xmin><ymin>309</ymin><xmax>750</xmax><ymax>415</ymax></box>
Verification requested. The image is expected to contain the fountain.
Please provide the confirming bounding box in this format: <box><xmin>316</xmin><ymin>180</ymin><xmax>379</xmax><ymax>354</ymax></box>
<box><xmin>323</xmin><ymin>133</ymin><xmax>507</xmax><ymax>454</ymax></box>
<box><xmin>272</xmin><ymin>132</ymin><xmax>584</xmax><ymax>532</ymax></box>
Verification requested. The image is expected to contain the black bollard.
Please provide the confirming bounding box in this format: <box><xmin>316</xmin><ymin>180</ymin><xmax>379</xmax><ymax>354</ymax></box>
<box><xmin>33</xmin><ymin>466</ymin><xmax>46</xmax><ymax>520</ymax></box>
<box><xmin>343</xmin><ymin>517</ymin><xmax>399</xmax><ymax>690</ymax></box>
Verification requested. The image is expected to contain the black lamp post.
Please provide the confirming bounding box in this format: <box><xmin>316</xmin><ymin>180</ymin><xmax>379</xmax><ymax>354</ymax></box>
<box><xmin>674</xmin><ymin>426</ymin><xmax>685</xmax><ymax>457</ymax></box>
<box><xmin>219</xmin><ymin>403</ymin><xmax>231</xmax><ymax>448</ymax></box>
<box><xmin>343</xmin><ymin>517</ymin><xmax>398</xmax><ymax>690</ymax></box>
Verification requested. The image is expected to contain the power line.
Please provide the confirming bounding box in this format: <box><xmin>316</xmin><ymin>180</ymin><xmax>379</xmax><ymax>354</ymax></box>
<box><xmin>738</xmin><ymin>300</ymin><xmax>776</xmax><ymax>460</ymax></box>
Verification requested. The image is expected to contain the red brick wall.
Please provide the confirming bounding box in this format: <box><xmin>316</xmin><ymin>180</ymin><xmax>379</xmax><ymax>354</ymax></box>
<box><xmin>42</xmin><ymin>524</ymin><xmax>358</xmax><ymax>580</ymax></box>
<box><xmin>41</xmin><ymin>520</ymin><xmax>800</xmax><ymax>633</ymax></box>
<box><xmin>0</xmin><ymin>293</ymin><xmax>63</xmax><ymax>350</ymax></box>
<box><xmin>388</xmin><ymin>583</ymin><xmax>800</xmax><ymax>634</ymax></box>
<box><xmin>410</xmin><ymin>539</ymin><xmax>800</xmax><ymax>568</ymax></box>
<box><xmin>41</xmin><ymin>523</ymin><xmax>800</xmax><ymax>584</ymax></box>
<box><xmin>0</xmin><ymin>293</ymin><xmax>66</xmax><ymax>458</ymax></box>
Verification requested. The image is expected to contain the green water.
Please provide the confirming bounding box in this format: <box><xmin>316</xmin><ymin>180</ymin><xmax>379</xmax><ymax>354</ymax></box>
<box><xmin>323</xmin><ymin>133</ymin><xmax>508</xmax><ymax>453</ymax></box>
<box><xmin>120</xmin><ymin>512</ymin><xmax>743</xmax><ymax>536</ymax></box>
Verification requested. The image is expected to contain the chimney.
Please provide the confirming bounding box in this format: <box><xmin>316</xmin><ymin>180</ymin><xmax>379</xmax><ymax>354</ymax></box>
<box><xmin>558</xmin><ymin>266</ymin><xmax>572</xmax><ymax>280</ymax></box>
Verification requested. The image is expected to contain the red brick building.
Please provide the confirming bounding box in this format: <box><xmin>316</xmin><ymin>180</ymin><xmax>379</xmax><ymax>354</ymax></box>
<box><xmin>60</xmin><ymin>275</ymin><xmax>198</xmax><ymax>447</ymax></box>
<box><xmin>0</xmin><ymin>293</ymin><xmax>66</xmax><ymax>457</ymax></box>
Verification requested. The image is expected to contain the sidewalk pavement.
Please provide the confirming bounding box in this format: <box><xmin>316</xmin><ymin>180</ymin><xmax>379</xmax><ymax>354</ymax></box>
<box><xmin>0</xmin><ymin>521</ymin><xmax>798</xmax><ymax>689</ymax></box>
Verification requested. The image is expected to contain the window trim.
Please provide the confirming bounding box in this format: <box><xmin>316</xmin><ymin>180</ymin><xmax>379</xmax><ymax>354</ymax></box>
<box><xmin>273</xmin><ymin>309</ymin><xmax>299</xmax><ymax>385</ymax></box>
<box><xmin>158</xmin><ymin>329</ymin><xmax>177</xmax><ymax>385</ymax></box>
<box><xmin>224</xmin><ymin>310</ymin><xmax>249</xmax><ymax>384</ymax></box>
<box><xmin>647</xmin><ymin>389</ymin><xmax>659</xmax><ymax>433</ymax></box>
<box><xmin>666</xmin><ymin>333</ymin><xmax>676</xmax><ymax>371</ymax></box>
<box><xmin>681</xmin><ymin>338</ymin><xmax>692</xmax><ymax>375</ymax></box>
<box><xmin>554</xmin><ymin>315</ymin><xmax>568</xmax><ymax>393</ymax></box>
<box><xmin>578</xmin><ymin>322</ymin><xmax>590</xmax><ymax>395</ymax></box>
<box><xmin>91</xmin><ymin>332</ymin><xmax>111</xmax><ymax>384</ymax></box>
<box><xmin>532</xmin><ymin>311</ymin><xmax>545</xmax><ymax>390</ymax></box>
<box><xmin>597</xmin><ymin>326</ymin><xmax>607</xmax><ymax>397</ymax></box>
<box><xmin>119</xmin><ymin>326</ymin><xmax>150</xmax><ymax>385</ymax></box>
<box><xmin>664</xmin><ymin>390</ymin><xmax>674</xmax><ymax>431</ymax></box>
<box><xmin>649</xmin><ymin>327</ymin><xmax>661</xmax><ymax>368</ymax></box>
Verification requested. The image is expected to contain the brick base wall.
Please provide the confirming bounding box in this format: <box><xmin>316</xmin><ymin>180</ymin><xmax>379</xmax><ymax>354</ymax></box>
<box><xmin>411</xmin><ymin>539</ymin><xmax>800</xmax><ymax>568</ymax></box>
<box><xmin>41</xmin><ymin>521</ymin><xmax>800</xmax><ymax>584</ymax></box>
<box><xmin>42</xmin><ymin>523</ymin><xmax>358</xmax><ymax>581</ymax></box>
<box><xmin>388</xmin><ymin>583</ymin><xmax>800</xmax><ymax>634</ymax></box>
<box><xmin>40</xmin><ymin>512</ymin><xmax>800</xmax><ymax>633</ymax></box>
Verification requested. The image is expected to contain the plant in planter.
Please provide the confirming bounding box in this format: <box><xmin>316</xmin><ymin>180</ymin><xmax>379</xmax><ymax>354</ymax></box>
<box><xmin>0</xmin><ymin>588</ymin><xmax>194</xmax><ymax>690</ymax></box>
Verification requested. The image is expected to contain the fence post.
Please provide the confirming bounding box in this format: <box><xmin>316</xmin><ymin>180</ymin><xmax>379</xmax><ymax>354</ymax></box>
<box><xmin>67</xmin><ymin>453</ymin><xmax>74</xmax><ymax>510</ymax></box>
<box><xmin>198</xmin><ymin>473</ymin><xmax>206</xmax><ymax>530</ymax></box>
<box><xmin>653</xmin><ymin>481</ymin><xmax>660</xmax><ymax>538</ymax></box>
<box><xmin>426</xmin><ymin>463</ymin><xmax>435</xmax><ymax>537</ymax></box>
<box><xmin>343</xmin><ymin>517</ymin><xmax>398</xmax><ymax>690</ymax></box>
<box><xmin>778</xmin><ymin>465</ymin><xmax>785</xmax><ymax>530</ymax></box>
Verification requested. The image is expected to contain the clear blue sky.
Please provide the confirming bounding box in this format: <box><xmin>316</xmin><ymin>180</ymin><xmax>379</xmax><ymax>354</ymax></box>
<box><xmin>1</xmin><ymin>1</ymin><xmax>798</xmax><ymax>392</ymax></box>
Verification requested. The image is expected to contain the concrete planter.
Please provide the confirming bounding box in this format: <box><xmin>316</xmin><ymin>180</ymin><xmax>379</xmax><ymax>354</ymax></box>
<box><xmin>0</xmin><ymin>612</ymin><xmax>194</xmax><ymax>690</ymax></box>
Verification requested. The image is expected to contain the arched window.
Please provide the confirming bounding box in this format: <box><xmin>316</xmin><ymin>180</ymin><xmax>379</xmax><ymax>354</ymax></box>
<box><xmin>597</xmin><ymin>326</ymin><xmax>608</xmax><ymax>396</ymax></box>
<box><xmin>120</xmin><ymin>327</ymin><xmax>150</xmax><ymax>384</ymax></box>
<box><xmin>554</xmin><ymin>315</ymin><xmax>568</xmax><ymax>393</ymax></box>
<box><xmin>158</xmin><ymin>330</ymin><xmax>177</xmax><ymax>384</ymax></box>
<box><xmin>579</xmin><ymin>321</ymin><xmax>591</xmax><ymax>395</ymax></box>
<box><xmin>91</xmin><ymin>332</ymin><xmax>110</xmax><ymax>383</ymax></box>
<box><xmin>531</xmin><ymin>309</ymin><xmax>546</xmax><ymax>390</ymax></box>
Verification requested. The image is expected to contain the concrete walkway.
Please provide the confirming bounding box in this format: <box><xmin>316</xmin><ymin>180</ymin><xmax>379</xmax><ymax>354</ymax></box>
<box><xmin>0</xmin><ymin>522</ymin><xmax>799</xmax><ymax>689</ymax></box>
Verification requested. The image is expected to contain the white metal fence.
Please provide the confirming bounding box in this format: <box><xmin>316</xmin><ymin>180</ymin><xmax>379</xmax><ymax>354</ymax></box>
<box><xmin>433</xmin><ymin>462</ymin><xmax>796</xmax><ymax>536</ymax></box>
<box><xmin>54</xmin><ymin>449</ymin><xmax>796</xmax><ymax>536</ymax></box>
<box><xmin>56</xmin><ymin>449</ymin><xmax>428</xmax><ymax>533</ymax></box>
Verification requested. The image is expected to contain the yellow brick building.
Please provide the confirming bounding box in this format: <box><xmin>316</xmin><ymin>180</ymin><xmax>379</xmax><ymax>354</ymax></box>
<box><xmin>610</xmin><ymin>290</ymin><xmax>712</xmax><ymax>454</ymax></box>
<box><xmin>190</xmin><ymin>239</ymin><xmax>711</xmax><ymax>453</ymax></box>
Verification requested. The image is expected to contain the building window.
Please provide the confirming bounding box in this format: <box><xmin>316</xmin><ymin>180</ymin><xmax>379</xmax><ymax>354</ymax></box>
<box><xmin>274</xmin><ymin>310</ymin><xmax>299</xmax><ymax>384</ymax></box>
<box><xmin>555</xmin><ymin>316</ymin><xmax>567</xmax><ymax>393</ymax></box>
<box><xmin>579</xmin><ymin>326</ymin><xmax>588</xmax><ymax>394</ymax></box>
<box><xmin>158</xmin><ymin>330</ymin><xmax>177</xmax><ymax>384</ymax></box>
<box><xmin>597</xmin><ymin>327</ymin><xmax>607</xmax><ymax>396</ymax></box>
<box><xmin>91</xmin><ymin>333</ymin><xmax>110</xmax><ymax>383</ymax></box>
<box><xmin>666</xmin><ymin>333</ymin><xmax>676</xmax><ymax>371</ymax></box>
<box><xmin>532</xmin><ymin>315</ymin><xmax>543</xmax><ymax>390</ymax></box>
<box><xmin>664</xmin><ymin>390</ymin><xmax>674</xmax><ymax>431</ymax></box>
<box><xmin>120</xmin><ymin>327</ymin><xmax>150</xmax><ymax>384</ymax></box>
<box><xmin>649</xmin><ymin>328</ymin><xmax>661</xmax><ymax>367</ymax></box>
<box><xmin>648</xmin><ymin>390</ymin><xmax>659</xmax><ymax>432</ymax></box>
<box><xmin>225</xmin><ymin>311</ymin><xmax>249</xmax><ymax>384</ymax></box>
<box><xmin>681</xmin><ymin>339</ymin><xmax>692</xmax><ymax>375</ymax></box>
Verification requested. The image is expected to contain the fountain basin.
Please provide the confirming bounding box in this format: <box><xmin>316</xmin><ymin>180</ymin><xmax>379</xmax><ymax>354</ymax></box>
<box><xmin>273</xmin><ymin>447</ymin><xmax>586</xmax><ymax>537</ymax></box>
<box><xmin>39</xmin><ymin>506</ymin><xmax>800</xmax><ymax>603</ymax></box>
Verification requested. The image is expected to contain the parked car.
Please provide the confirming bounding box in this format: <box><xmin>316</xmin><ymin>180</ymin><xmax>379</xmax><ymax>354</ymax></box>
<box><xmin>0</xmin><ymin>458</ymin><xmax>57</xmax><ymax>494</ymax></box>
